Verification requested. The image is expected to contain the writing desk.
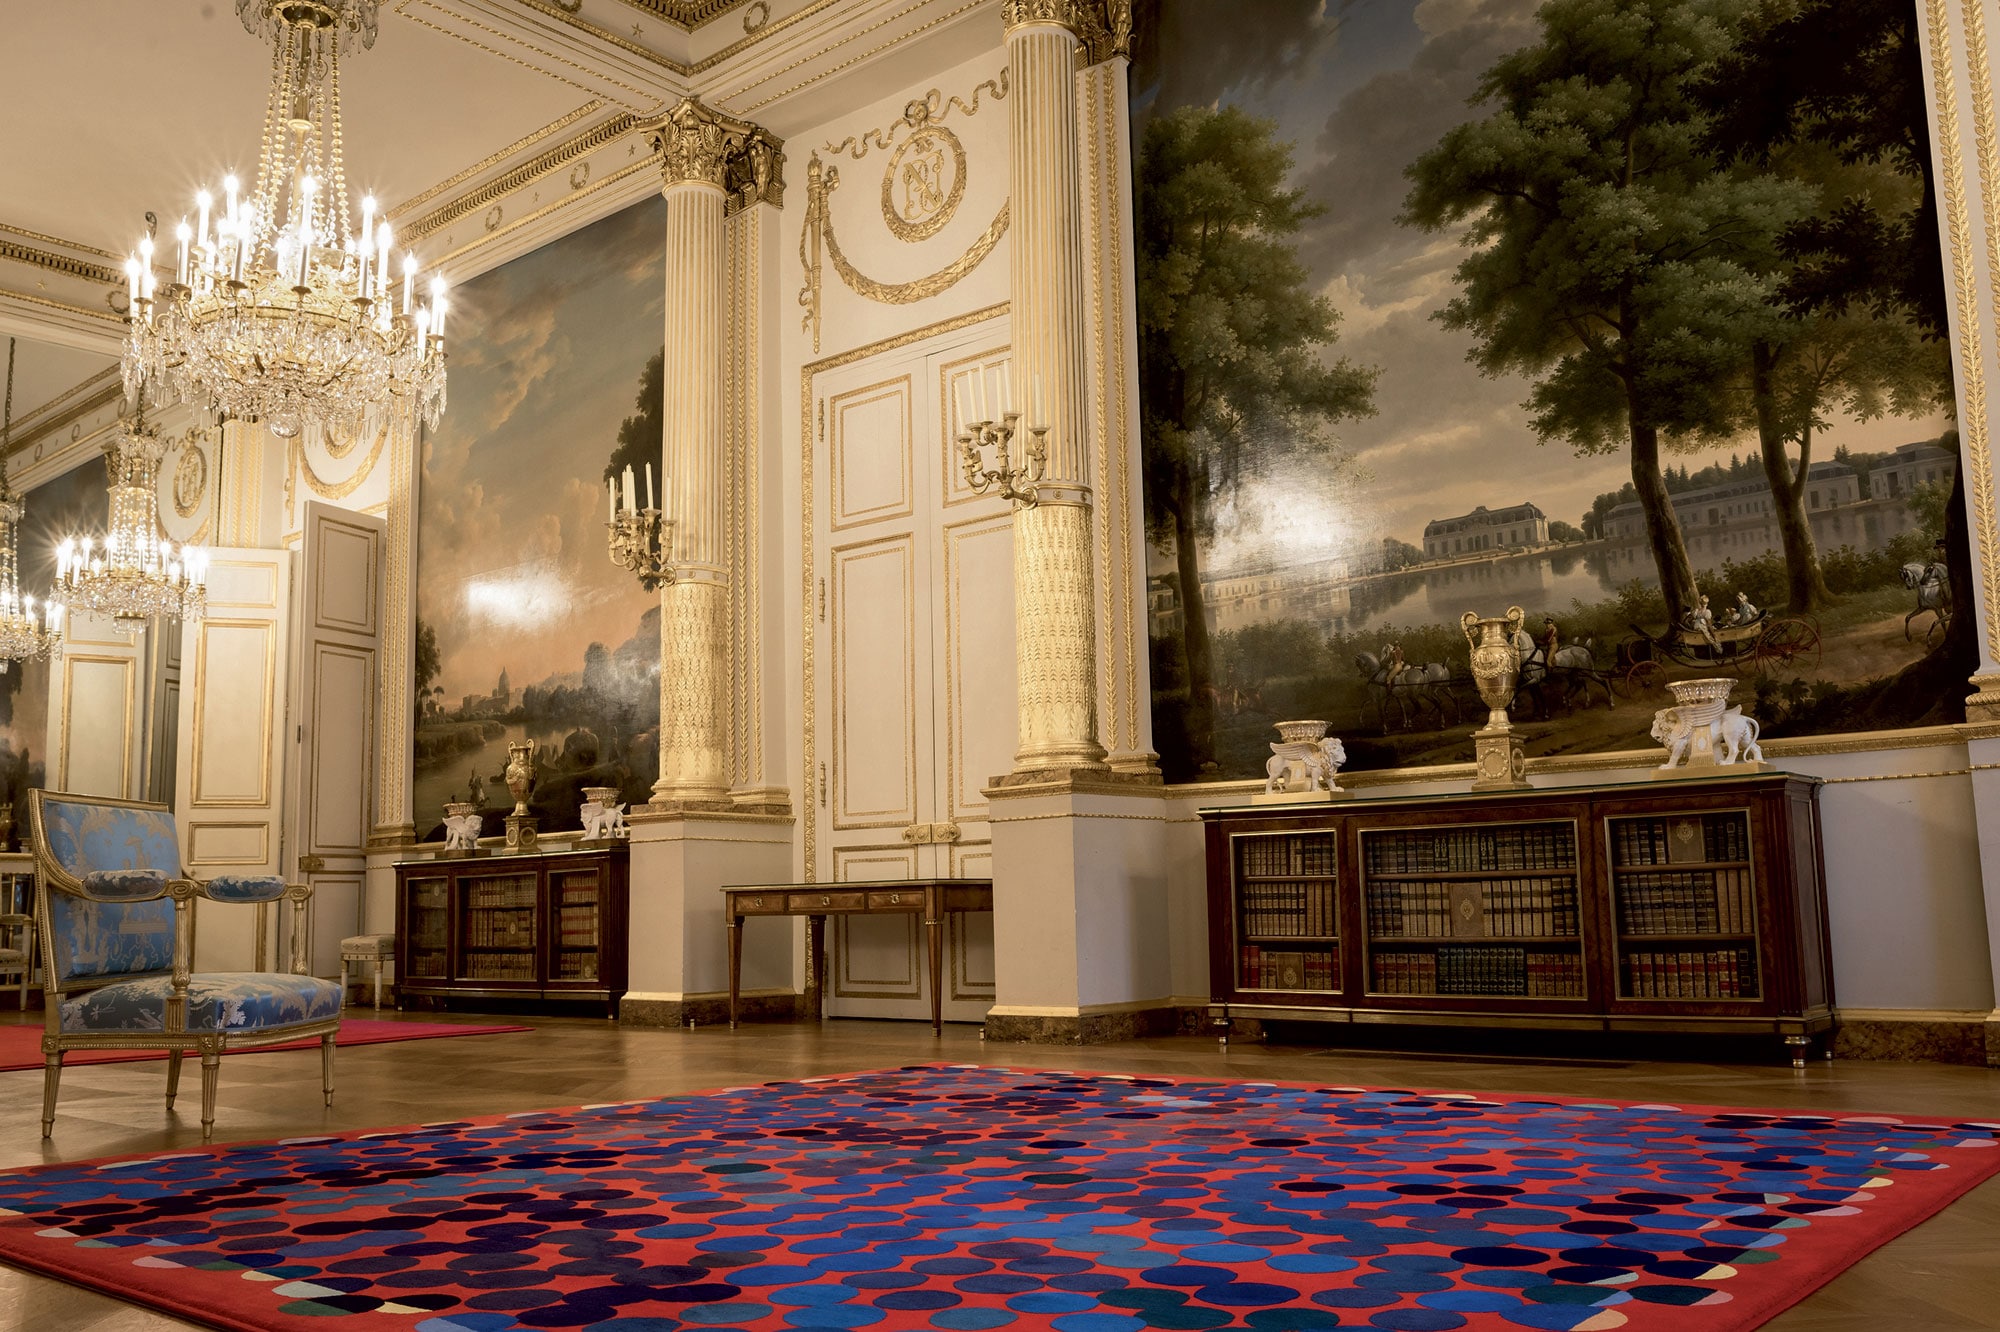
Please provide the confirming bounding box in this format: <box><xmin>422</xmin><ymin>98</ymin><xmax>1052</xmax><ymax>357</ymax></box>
<box><xmin>722</xmin><ymin>878</ymin><xmax>994</xmax><ymax>1034</ymax></box>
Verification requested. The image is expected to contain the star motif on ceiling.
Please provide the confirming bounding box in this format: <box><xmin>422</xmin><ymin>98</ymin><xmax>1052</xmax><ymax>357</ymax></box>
<box><xmin>632</xmin><ymin>23</ymin><xmax>643</xmax><ymax>37</ymax></box>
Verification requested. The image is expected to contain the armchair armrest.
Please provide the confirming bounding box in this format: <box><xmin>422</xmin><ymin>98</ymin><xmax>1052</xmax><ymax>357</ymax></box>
<box><xmin>78</xmin><ymin>869</ymin><xmax>171</xmax><ymax>901</ymax></box>
<box><xmin>201</xmin><ymin>874</ymin><xmax>290</xmax><ymax>904</ymax></box>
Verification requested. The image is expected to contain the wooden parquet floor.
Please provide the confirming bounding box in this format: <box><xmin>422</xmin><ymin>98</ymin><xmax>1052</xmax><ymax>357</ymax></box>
<box><xmin>0</xmin><ymin>1011</ymin><xmax>1995</xmax><ymax>1331</ymax></box>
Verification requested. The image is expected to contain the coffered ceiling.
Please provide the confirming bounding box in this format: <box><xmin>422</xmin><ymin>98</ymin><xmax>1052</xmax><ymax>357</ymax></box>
<box><xmin>0</xmin><ymin>0</ymin><xmax>995</xmax><ymax>450</ymax></box>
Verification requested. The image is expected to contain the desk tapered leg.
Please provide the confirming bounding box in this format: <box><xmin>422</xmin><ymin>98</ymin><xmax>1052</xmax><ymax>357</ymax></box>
<box><xmin>927</xmin><ymin>913</ymin><xmax>943</xmax><ymax>1036</ymax></box>
<box><xmin>806</xmin><ymin>915</ymin><xmax>826</xmax><ymax>1022</ymax></box>
<box><xmin>727</xmin><ymin>915</ymin><xmax>742</xmax><ymax>1029</ymax></box>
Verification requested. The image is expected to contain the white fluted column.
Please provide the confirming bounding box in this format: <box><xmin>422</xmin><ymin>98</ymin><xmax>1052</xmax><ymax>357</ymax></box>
<box><xmin>1006</xmin><ymin>0</ymin><xmax>1107</xmax><ymax>774</ymax></box>
<box><xmin>646</xmin><ymin>99</ymin><xmax>782</xmax><ymax>804</ymax></box>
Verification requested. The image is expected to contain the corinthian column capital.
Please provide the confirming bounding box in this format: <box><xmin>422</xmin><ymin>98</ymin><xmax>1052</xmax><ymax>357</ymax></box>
<box><xmin>1000</xmin><ymin>0</ymin><xmax>1082</xmax><ymax>34</ymax></box>
<box><xmin>645</xmin><ymin>97</ymin><xmax>786</xmax><ymax>211</ymax></box>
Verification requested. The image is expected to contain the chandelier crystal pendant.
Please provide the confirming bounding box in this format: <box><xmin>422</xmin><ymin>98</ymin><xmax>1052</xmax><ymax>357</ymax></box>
<box><xmin>0</xmin><ymin>340</ymin><xmax>63</xmax><ymax>673</ymax></box>
<box><xmin>122</xmin><ymin>0</ymin><xmax>447</xmax><ymax>443</ymax></box>
<box><xmin>51</xmin><ymin>402</ymin><xmax>208</xmax><ymax>631</ymax></box>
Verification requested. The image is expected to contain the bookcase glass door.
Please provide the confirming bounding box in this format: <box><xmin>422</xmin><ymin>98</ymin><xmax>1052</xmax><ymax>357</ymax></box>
<box><xmin>405</xmin><ymin>877</ymin><xmax>449</xmax><ymax>981</ymax></box>
<box><xmin>551</xmin><ymin>867</ymin><xmax>603</xmax><ymax>983</ymax></box>
<box><xmin>1229</xmin><ymin>830</ymin><xmax>1339</xmax><ymax>994</ymax></box>
<box><xmin>1606</xmin><ymin>810</ymin><xmax>1761</xmax><ymax>1001</ymax></box>
<box><xmin>458</xmin><ymin>873</ymin><xmax>538</xmax><ymax>982</ymax></box>
<box><xmin>1359</xmin><ymin>821</ymin><xmax>1584</xmax><ymax>1000</ymax></box>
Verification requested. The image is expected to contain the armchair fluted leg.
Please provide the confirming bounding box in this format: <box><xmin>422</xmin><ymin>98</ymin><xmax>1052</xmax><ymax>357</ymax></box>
<box><xmin>321</xmin><ymin>1032</ymin><xmax>335</xmax><ymax>1108</ymax></box>
<box><xmin>41</xmin><ymin>1052</ymin><xmax>62</xmax><ymax>1138</ymax></box>
<box><xmin>167</xmin><ymin>1049</ymin><xmax>183</xmax><ymax>1108</ymax></box>
<box><xmin>199</xmin><ymin>1052</ymin><xmax>220</xmax><ymax>1142</ymax></box>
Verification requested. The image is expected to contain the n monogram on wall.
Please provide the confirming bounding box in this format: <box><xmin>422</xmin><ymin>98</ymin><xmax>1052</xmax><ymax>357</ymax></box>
<box><xmin>798</xmin><ymin>74</ymin><xmax>1010</xmax><ymax>351</ymax></box>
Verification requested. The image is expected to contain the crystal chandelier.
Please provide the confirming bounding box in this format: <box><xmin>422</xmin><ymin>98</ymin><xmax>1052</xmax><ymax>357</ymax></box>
<box><xmin>0</xmin><ymin>340</ymin><xmax>63</xmax><ymax>673</ymax></box>
<box><xmin>51</xmin><ymin>401</ymin><xmax>208</xmax><ymax>630</ymax></box>
<box><xmin>121</xmin><ymin>0</ymin><xmax>447</xmax><ymax>442</ymax></box>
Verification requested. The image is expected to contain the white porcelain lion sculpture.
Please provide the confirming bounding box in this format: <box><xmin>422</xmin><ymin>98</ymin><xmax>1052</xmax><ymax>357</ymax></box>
<box><xmin>1267</xmin><ymin>737</ymin><xmax>1348</xmax><ymax>793</ymax></box>
<box><xmin>442</xmin><ymin>813</ymin><xmax>482</xmax><ymax>851</ymax></box>
<box><xmin>1651</xmin><ymin>705</ymin><xmax>1764</xmax><ymax>768</ymax></box>
<box><xmin>580</xmin><ymin>800</ymin><xmax>627</xmax><ymax>840</ymax></box>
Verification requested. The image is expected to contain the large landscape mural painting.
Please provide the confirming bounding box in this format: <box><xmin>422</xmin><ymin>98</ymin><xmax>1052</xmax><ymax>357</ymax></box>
<box><xmin>1132</xmin><ymin>0</ymin><xmax>1968</xmax><ymax>781</ymax></box>
<box><xmin>413</xmin><ymin>198</ymin><xmax>667</xmax><ymax>840</ymax></box>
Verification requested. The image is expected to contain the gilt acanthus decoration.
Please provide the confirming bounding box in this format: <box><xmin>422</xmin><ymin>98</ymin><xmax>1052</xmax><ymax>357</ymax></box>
<box><xmin>644</xmin><ymin>97</ymin><xmax>784</xmax><ymax>213</ymax></box>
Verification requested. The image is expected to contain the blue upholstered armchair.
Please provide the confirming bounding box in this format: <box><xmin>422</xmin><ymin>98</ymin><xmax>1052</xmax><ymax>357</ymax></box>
<box><xmin>27</xmin><ymin>790</ymin><xmax>343</xmax><ymax>1141</ymax></box>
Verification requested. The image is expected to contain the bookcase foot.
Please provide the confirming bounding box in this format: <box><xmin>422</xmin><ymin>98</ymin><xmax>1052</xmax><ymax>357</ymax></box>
<box><xmin>1785</xmin><ymin>1035</ymin><xmax>1811</xmax><ymax>1068</ymax></box>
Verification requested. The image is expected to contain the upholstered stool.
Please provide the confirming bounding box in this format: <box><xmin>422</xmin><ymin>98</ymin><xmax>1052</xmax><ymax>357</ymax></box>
<box><xmin>339</xmin><ymin>934</ymin><xmax>396</xmax><ymax>1010</ymax></box>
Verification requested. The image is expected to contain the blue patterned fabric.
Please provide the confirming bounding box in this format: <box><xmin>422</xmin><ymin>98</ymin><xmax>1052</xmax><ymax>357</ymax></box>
<box><xmin>204</xmin><ymin>875</ymin><xmax>286</xmax><ymax>903</ymax></box>
<box><xmin>80</xmin><ymin>869</ymin><xmax>168</xmax><ymax>900</ymax></box>
<box><xmin>59</xmin><ymin>972</ymin><xmax>341</xmax><ymax>1033</ymax></box>
<box><xmin>38</xmin><ymin>800</ymin><xmax>182</xmax><ymax>883</ymax></box>
<box><xmin>45</xmin><ymin>894</ymin><xmax>175</xmax><ymax>983</ymax></box>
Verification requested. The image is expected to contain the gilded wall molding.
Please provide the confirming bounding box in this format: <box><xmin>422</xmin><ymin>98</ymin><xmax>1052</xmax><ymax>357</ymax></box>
<box><xmin>797</xmin><ymin>153</ymin><xmax>1008</xmax><ymax>351</ymax></box>
<box><xmin>1958</xmin><ymin>0</ymin><xmax>2000</xmax><ymax>679</ymax></box>
<box><xmin>399</xmin><ymin>111</ymin><xmax>637</xmax><ymax>242</ymax></box>
<box><xmin>822</xmin><ymin>73</ymin><xmax>1009</xmax><ymax>161</ymax></box>
<box><xmin>0</xmin><ymin>235</ymin><xmax>122</xmax><ymax>288</ymax></box>
<box><xmin>294</xmin><ymin>422</ymin><xmax>391</xmax><ymax>502</ymax></box>
<box><xmin>800</xmin><ymin>302</ymin><xmax>1010</xmax><ymax>881</ymax></box>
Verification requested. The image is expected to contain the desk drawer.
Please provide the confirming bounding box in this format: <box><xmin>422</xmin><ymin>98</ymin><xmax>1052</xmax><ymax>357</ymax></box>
<box><xmin>866</xmin><ymin>889</ymin><xmax>923</xmax><ymax>911</ymax></box>
<box><xmin>787</xmin><ymin>890</ymin><xmax>867</xmax><ymax>912</ymax></box>
<box><xmin>732</xmin><ymin>893</ymin><xmax>786</xmax><ymax>914</ymax></box>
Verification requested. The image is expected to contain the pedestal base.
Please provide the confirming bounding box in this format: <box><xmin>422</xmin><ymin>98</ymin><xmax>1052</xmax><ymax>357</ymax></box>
<box><xmin>1250</xmin><ymin>788</ymin><xmax>1353</xmax><ymax>805</ymax></box>
<box><xmin>432</xmin><ymin>847</ymin><xmax>487</xmax><ymax>860</ymax></box>
<box><xmin>504</xmin><ymin>814</ymin><xmax>540</xmax><ymax>852</ymax></box>
<box><xmin>1650</xmin><ymin>760</ymin><xmax>1776</xmax><ymax>780</ymax></box>
<box><xmin>1470</xmin><ymin>729</ymin><xmax>1529</xmax><ymax>791</ymax></box>
<box><xmin>574</xmin><ymin>836</ymin><xmax>628</xmax><ymax>850</ymax></box>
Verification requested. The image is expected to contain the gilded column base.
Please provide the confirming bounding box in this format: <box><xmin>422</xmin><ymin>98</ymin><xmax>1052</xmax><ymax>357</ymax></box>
<box><xmin>1469</xmin><ymin>729</ymin><xmax>1528</xmax><ymax>792</ymax></box>
<box><xmin>1966</xmin><ymin>673</ymin><xmax>2000</xmax><ymax>722</ymax></box>
<box><xmin>1012</xmin><ymin>499</ymin><xmax>1107</xmax><ymax>774</ymax></box>
<box><xmin>1106</xmin><ymin>750</ymin><xmax>1163</xmax><ymax>778</ymax></box>
<box><xmin>655</xmin><ymin>575</ymin><xmax>730</xmax><ymax>802</ymax></box>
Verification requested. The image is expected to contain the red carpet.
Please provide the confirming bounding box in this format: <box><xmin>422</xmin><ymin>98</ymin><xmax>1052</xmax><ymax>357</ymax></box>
<box><xmin>0</xmin><ymin>1064</ymin><xmax>1994</xmax><ymax>1331</ymax></box>
<box><xmin>0</xmin><ymin>1018</ymin><xmax>531</xmax><ymax>1072</ymax></box>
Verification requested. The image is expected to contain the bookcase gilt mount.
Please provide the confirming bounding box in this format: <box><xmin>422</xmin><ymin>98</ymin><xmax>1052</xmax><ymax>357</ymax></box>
<box><xmin>1201</xmin><ymin>772</ymin><xmax>1831</xmax><ymax>1064</ymax></box>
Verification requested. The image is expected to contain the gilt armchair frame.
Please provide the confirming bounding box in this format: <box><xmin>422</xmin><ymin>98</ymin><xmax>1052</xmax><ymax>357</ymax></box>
<box><xmin>28</xmin><ymin>790</ymin><xmax>338</xmax><ymax>1141</ymax></box>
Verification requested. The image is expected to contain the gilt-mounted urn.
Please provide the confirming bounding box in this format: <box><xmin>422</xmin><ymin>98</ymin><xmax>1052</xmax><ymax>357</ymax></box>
<box><xmin>503</xmin><ymin>742</ymin><xmax>534</xmax><ymax>817</ymax></box>
<box><xmin>1461</xmin><ymin>605</ymin><xmax>1529</xmax><ymax>791</ymax></box>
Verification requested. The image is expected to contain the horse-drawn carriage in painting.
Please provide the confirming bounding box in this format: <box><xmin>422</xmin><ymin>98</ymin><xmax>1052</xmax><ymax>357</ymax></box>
<box><xmin>1615</xmin><ymin>610</ymin><xmax>1821</xmax><ymax>695</ymax></box>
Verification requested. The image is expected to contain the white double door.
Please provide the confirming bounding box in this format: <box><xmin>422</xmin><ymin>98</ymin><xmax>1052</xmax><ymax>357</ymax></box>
<box><xmin>814</xmin><ymin>320</ymin><xmax>1015</xmax><ymax>1023</ymax></box>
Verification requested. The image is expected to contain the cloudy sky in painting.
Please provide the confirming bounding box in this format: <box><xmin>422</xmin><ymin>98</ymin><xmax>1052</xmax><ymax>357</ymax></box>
<box><xmin>1131</xmin><ymin>0</ymin><xmax>1950</xmax><ymax>576</ymax></box>
<box><xmin>416</xmin><ymin>198</ymin><xmax>665</xmax><ymax>702</ymax></box>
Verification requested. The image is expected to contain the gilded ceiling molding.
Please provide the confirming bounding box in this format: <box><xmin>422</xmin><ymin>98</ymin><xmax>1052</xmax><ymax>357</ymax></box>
<box><xmin>401</xmin><ymin>112</ymin><xmax>640</xmax><ymax>241</ymax></box>
<box><xmin>614</xmin><ymin>0</ymin><xmax>752</xmax><ymax>29</ymax></box>
<box><xmin>389</xmin><ymin>101</ymin><xmax>605</xmax><ymax>222</ymax></box>
<box><xmin>732</xmin><ymin>0</ymin><xmax>984</xmax><ymax>114</ymax></box>
<box><xmin>797</xmin><ymin>152</ymin><xmax>1008</xmax><ymax>351</ymax></box>
<box><xmin>644</xmin><ymin>98</ymin><xmax>784</xmax><ymax>209</ymax></box>
<box><xmin>0</xmin><ymin>236</ymin><xmax>123</xmax><ymax>289</ymax></box>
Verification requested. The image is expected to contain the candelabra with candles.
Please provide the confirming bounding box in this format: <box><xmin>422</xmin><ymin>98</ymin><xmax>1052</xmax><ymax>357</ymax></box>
<box><xmin>605</xmin><ymin>461</ymin><xmax>675</xmax><ymax>590</ymax></box>
<box><xmin>51</xmin><ymin>402</ymin><xmax>208</xmax><ymax>632</ymax></box>
<box><xmin>121</xmin><ymin>1</ymin><xmax>448</xmax><ymax>443</ymax></box>
<box><xmin>954</xmin><ymin>365</ymin><xmax>1048</xmax><ymax>506</ymax></box>
<box><xmin>0</xmin><ymin>339</ymin><xmax>62</xmax><ymax>673</ymax></box>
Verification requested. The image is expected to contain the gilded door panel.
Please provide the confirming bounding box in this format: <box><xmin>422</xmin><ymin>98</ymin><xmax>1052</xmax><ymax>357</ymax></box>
<box><xmin>831</xmin><ymin>536</ymin><xmax>918</xmax><ymax>830</ymax></box>
<box><xmin>831</xmin><ymin>377</ymin><xmax>914</xmax><ymax>531</ymax></box>
<box><xmin>177</xmin><ymin>547</ymin><xmax>291</xmax><ymax>973</ymax></box>
<box><xmin>943</xmin><ymin>516</ymin><xmax>1017</xmax><ymax>822</ymax></box>
<box><xmin>288</xmin><ymin>502</ymin><xmax>384</xmax><ymax>977</ymax></box>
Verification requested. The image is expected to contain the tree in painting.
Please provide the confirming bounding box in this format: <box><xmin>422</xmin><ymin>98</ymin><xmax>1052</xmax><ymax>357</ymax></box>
<box><xmin>604</xmin><ymin>349</ymin><xmax>665</xmax><ymax>492</ymax></box>
<box><xmin>1403</xmin><ymin>0</ymin><xmax>1809</xmax><ymax>629</ymax></box>
<box><xmin>1137</xmin><ymin>105</ymin><xmax>1376</xmax><ymax>769</ymax></box>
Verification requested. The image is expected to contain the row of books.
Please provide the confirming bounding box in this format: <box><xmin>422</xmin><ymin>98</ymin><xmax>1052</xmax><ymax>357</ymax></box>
<box><xmin>1621</xmin><ymin>948</ymin><xmax>1759</xmax><ymax>1000</ymax></box>
<box><xmin>463</xmin><ymin>955</ymin><xmax>537</xmax><ymax>981</ymax></box>
<box><xmin>1615</xmin><ymin>870</ymin><xmax>1755</xmax><ymax>935</ymax></box>
<box><xmin>554</xmin><ymin>953</ymin><xmax>600</xmax><ymax>981</ymax></box>
<box><xmin>1238</xmin><ymin>946</ymin><xmax>1338</xmax><ymax>991</ymax></box>
<box><xmin>1364</xmin><ymin>879</ymin><xmax>1578</xmax><ymax>939</ymax></box>
<box><xmin>1239</xmin><ymin>880</ymin><xmax>1337</xmax><ymax>938</ymax></box>
<box><xmin>1363</xmin><ymin>824</ymin><xmax>1576</xmax><ymax>874</ymax></box>
<box><xmin>1610</xmin><ymin>814</ymin><xmax>1750</xmax><ymax>867</ymax></box>
<box><xmin>464</xmin><ymin>906</ymin><xmax>536</xmax><ymax>949</ymax></box>
<box><xmin>464</xmin><ymin>876</ymin><xmax>538</xmax><ymax>911</ymax></box>
<box><xmin>1237</xmin><ymin>834</ymin><xmax>1337</xmax><ymax>877</ymax></box>
<box><xmin>558</xmin><ymin>895</ymin><xmax>601</xmax><ymax>947</ymax></box>
<box><xmin>1370</xmin><ymin>947</ymin><xmax>1584</xmax><ymax>997</ymax></box>
<box><xmin>405</xmin><ymin>956</ymin><xmax>448</xmax><ymax>980</ymax></box>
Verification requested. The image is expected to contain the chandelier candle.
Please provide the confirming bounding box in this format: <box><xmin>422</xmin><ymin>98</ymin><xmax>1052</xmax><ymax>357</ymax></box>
<box><xmin>52</xmin><ymin>406</ymin><xmax>207</xmax><ymax>629</ymax></box>
<box><xmin>121</xmin><ymin>0</ymin><xmax>448</xmax><ymax>443</ymax></box>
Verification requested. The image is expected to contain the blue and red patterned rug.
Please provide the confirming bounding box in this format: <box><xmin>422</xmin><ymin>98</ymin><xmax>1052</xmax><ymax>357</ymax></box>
<box><xmin>0</xmin><ymin>1064</ymin><xmax>1994</xmax><ymax>1332</ymax></box>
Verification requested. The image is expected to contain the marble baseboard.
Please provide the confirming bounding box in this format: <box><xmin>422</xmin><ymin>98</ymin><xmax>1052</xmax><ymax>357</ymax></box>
<box><xmin>982</xmin><ymin>1005</ymin><xmax>1206</xmax><ymax>1046</ymax></box>
<box><xmin>1831</xmin><ymin>1015</ymin><xmax>1992</xmax><ymax>1066</ymax></box>
<box><xmin>619</xmin><ymin>992</ymin><xmax>804</xmax><ymax>1029</ymax></box>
